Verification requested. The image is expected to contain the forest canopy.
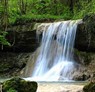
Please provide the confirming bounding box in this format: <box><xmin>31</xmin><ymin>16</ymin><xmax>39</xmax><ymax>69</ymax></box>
<box><xmin>0</xmin><ymin>0</ymin><xmax>95</xmax><ymax>25</ymax></box>
<box><xmin>0</xmin><ymin>0</ymin><xmax>95</xmax><ymax>45</ymax></box>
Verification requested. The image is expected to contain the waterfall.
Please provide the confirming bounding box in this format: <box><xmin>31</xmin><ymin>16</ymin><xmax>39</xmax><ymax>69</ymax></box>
<box><xmin>25</xmin><ymin>20</ymin><xmax>82</xmax><ymax>81</ymax></box>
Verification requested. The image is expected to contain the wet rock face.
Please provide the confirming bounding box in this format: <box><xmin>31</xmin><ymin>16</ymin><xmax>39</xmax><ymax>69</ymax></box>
<box><xmin>2</xmin><ymin>77</ymin><xmax>38</xmax><ymax>92</ymax></box>
<box><xmin>1</xmin><ymin>30</ymin><xmax>39</xmax><ymax>52</ymax></box>
<box><xmin>73</xmin><ymin>73</ymin><xmax>91</xmax><ymax>81</ymax></box>
<box><xmin>75</xmin><ymin>14</ymin><xmax>95</xmax><ymax>52</ymax></box>
<box><xmin>0</xmin><ymin>52</ymin><xmax>31</xmax><ymax>77</ymax></box>
<box><xmin>0</xmin><ymin>22</ymin><xmax>40</xmax><ymax>52</ymax></box>
<box><xmin>73</xmin><ymin>49</ymin><xmax>95</xmax><ymax>81</ymax></box>
<box><xmin>74</xmin><ymin>49</ymin><xmax>92</xmax><ymax>65</ymax></box>
<box><xmin>0</xmin><ymin>23</ymin><xmax>40</xmax><ymax>77</ymax></box>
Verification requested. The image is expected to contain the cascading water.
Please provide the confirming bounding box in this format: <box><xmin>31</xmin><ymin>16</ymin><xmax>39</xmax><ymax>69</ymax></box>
<box><xmin>25</xmin><ymin>20</ymin><xmax>82</xmax><ymax>81</ymax></box>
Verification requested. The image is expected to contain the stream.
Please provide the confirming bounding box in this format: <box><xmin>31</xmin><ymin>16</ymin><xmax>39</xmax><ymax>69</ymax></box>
<box><xmin>37</xmin><ymin>82</ymin><xmax>86</xmax><ymax>92</ymax></box>
<box><xmin>0</xmin><ymin>79</ymin><xmax>87</xmax><ymax>92</ymax></box>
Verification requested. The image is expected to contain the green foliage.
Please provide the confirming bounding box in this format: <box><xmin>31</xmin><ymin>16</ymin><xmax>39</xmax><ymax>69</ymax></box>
<box><xmin>73</xmin><ymin>0</ymin><xmax>95</xmax><ymax>19</ymax></box>
<box><xmin>8</xmin><ymin>0</ymin><xmax>20</xmax><ymax>24</ymax></box>
<box><xmin>1</xmin><ymin>0</ymin><xmax>95</xmax><ymax>24</ymax></box>
<box><xmin>0</xmin><ymin>0</ymin><xmax>95</xmax><ymax>47</ymax></box>
<box><xmin>16</xmin><ymin>14</ymin><xmax>71</xmax><ymax>22</ymax></box>
<box><xmin>0</xmin><ymin>31</ymin><xmax>10</xmax><ymax>46</ymax></box>
<box><xmin>0</xmin><ymin>0</ymin><xmax>10</xmax><ymax>46</ymax></box>
<box><xmin>7</xmin><ymin>88</ymin><xmax>17</xmax><ymax>92</ymax></box>
<box><xmin>2</xmin><ymin>0</ymin><xmax>72</xmax><ymax>25</ymax></box>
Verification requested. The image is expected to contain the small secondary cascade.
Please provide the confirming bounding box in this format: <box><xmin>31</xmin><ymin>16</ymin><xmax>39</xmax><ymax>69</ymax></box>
<box><xmin>27</xmin><ymin>20</ymin><xmax>82</xmax><ymax>81</ymax></box>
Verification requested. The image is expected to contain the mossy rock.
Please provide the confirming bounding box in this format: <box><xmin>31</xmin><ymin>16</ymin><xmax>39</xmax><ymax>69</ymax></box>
<box><xmin>2</xmin><ymin>77</ymin><xmax>38</xmax><ymax>92</ymax></box>
<box><xmin>74</xmin><ymin>49</ymin><xmax>92</xmax><ymax>65</ymax></box>
<box><xmin>83</xmin><ymin>82</ymin><xmax>95</xmax><ymax>92</ymax></box>
<box><xmin>75</xmin><ymin>13</ymin><xmax>95</xmax><ymax>52</ymax></box>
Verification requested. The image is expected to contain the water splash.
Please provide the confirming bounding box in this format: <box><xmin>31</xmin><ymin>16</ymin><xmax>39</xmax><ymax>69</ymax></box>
<box><xmin>25</xmin><ymin>20</ymin><xmax>82</xmax><ymax>81</ymax></box>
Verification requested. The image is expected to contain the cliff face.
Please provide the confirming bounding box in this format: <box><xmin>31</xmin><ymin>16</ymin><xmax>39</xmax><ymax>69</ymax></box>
<box><xmin>1</xmin><ymin>23</ymin><xmax>39</xmax><ymax>52</ymax></box>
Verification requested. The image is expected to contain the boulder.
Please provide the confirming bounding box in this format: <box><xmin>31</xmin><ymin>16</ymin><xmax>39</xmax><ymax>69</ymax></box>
<box><xmin>75</xmin><ymin>14</ymin><xmax>95</xmax><ymax>52</ymax></box>
<box><xmin>2</xmin><ymin>77</ymin><xmax>38</xmax><ymax>92</ymax></box>
<box><xmin>83</xmin><ymin>82</ymin><xmax>95</xmax><ymax>92</ymax></box>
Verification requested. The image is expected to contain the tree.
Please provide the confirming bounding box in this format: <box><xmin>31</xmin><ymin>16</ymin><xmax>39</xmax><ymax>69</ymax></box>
<box><xmin>60</xmin><ymin>0</ymin><xmax>77</xmax><ymax>12</ymax></box>
<box><xmin>18</xmin><ymin>0</ymin><xmax>27</xmax><ymax>15</ymax></box>
<box><xmin>0</xmin><ymin>0</ymin><xmax>9</xmax><ymax>31</ymax></box>
<box><xmin>0</xmin><ymin>0</ymin><xmax>10</xmax><ymax>47</ymax></box>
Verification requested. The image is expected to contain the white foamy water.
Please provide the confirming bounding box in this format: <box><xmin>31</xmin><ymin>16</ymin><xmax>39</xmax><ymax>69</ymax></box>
<box><xmin>25</xmin><ymin>20</ymin><xmax>82</xmax><ymax>81</ymax></box>
<box><xmin>37</xmin><ymin>82</ymin><xmax>84</xmax><ymax>92</ymax></box>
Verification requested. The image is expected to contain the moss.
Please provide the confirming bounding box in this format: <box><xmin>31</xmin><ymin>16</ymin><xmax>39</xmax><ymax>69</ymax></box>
<box><xmin>7</xmin><ymin>88</ymin><xmax>17</xmax><ymax>92</ymax></box>
<box><xmin>83</xmin><ymin>82</ymin><xmax>95</xmax><ymax>92</ymax></box>
<box><xmin>2</xmin><ymin>77</ymin><xmax>38</xmax><ymax>92</ymax></box>
<box><xmin>0</xmin><ymin>63</ymin><xmax>11</xmax><ymax>72</ymax></box>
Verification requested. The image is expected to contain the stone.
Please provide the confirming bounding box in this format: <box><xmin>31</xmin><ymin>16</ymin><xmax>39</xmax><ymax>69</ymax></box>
<box><xmin>74</xmin><ymin>49</ymin><xmax>92</xmax><ymax>65</ymax></box>
<box><xmin>83</xmin><ymin>82</ymin><xmax>95</xmax><ymax>92</ymax></box>
<box><xmin>0</xmin><ymin>52</ymin><xmax>31</xmax><ymax>77</ymax></box>
<box><xmin>73</xmin><ymin>49</ymin><xmax>95</xmax><ymax>81</ymax></box>
<box><xmin>75</xmin><ymin>13</ymin><xmax>95</xmax><ymax>52</ymax></box>
<box><xmin>73</xmin><ymin>73</ymin><xmax>90</xmax><ymax>81</ymax></box>
<box><xmin>2</xmin><ymin>77</ymin><xmax>38</xmax><ymax>92</ymax></box>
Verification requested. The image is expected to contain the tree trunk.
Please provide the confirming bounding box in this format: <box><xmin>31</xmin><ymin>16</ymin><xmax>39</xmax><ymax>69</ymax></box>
<box><xmin>19</xmin><ymin>0</ymin><xmax>27</xmax><ymax>15</ymax></box>
<box><xmin>0</xmin><ymin>0</ymin><xmax>9</xmax><ymax>31</ymax></box>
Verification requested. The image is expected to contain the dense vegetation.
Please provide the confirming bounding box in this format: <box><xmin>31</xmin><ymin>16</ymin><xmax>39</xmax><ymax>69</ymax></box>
<box><xmin>0</xmin><ymin>0</ymin><xmax>95</xmax><ymax>45</ymax></box>
<box><xmin>0</xmin><ymin>0</ymin><xmax>95</xmax><ymax>25</ymax></box>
